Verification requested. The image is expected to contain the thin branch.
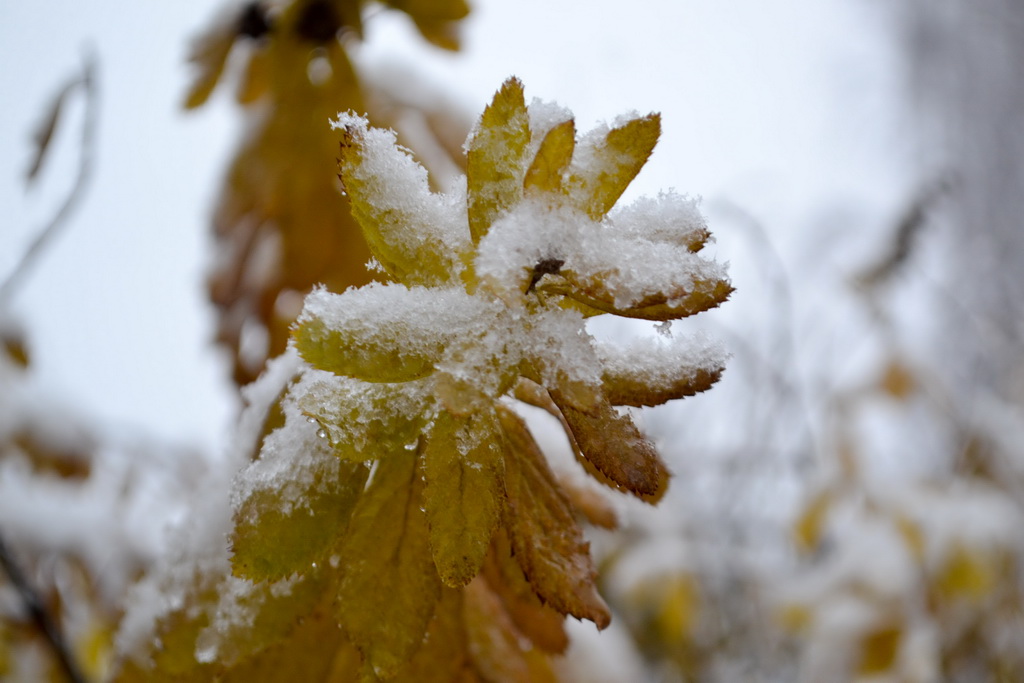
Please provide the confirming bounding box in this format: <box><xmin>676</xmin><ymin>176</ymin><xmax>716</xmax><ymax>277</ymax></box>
<box><xmin>0</xmin><ymin>49</ymin><xmax>99</xmax><ymax>306</ymax></box>
<box><xmin>0</xmin><ymin>534</ymin><xmax>87</xmax><ymax>683</ymax></box>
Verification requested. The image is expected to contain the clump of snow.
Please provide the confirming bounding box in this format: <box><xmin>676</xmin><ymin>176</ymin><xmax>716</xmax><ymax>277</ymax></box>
<box><xmin>330</xmin><ymin>112</ymin><xmax>470</xmax><ymax>282</ymax></box>
<box><xmin>299</xmin><ymin>283</ymin><xmax>499</xmax><ymax>374</ymax></box>
<box><xmin>595</xmin><ymin>331</ymin><xmax>728</xmax><ymax>384</ymax></box>
<box><xmin>609</xmin><ymin>191</ymin><xmax>710</xmax><ymax>248</ymax></box>
<box><xmin>475</xmin><ymin>195</ymin><xmax>729</xmax><ymax>310</ymax></box>
<box><xmin>475</xmin><ymin>199</ymin><xmax>591</xmax><ymax>293</ymax></box>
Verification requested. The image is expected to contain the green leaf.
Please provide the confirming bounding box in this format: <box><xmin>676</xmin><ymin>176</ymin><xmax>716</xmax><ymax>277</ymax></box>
<box><xmin>422</xmin><ymin>408</ymin><xmax>504</xmax><ymax>587</ymax></box>
<box><xmin>336</xmin><ymin>449</ymin><xmax>441</xmax><ymax>678</ymax></box>
<box><xmin>466</xmin><ymin>78</ymin><xmax>531</xmax><ymax>244</ymax></box>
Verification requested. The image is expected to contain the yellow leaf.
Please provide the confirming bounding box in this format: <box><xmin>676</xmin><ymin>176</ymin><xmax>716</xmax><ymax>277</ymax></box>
<box><xmin>495</xmin><ymin>405</ymin><xmax>611</xmax><ymax>628</ymax></box>
<box><xmin>568</xmin><ymin>114</ymin><xmax>661</xmax><ymax>219</ymax></box>
<box><xmin>627</xmin><ymin>573</ymin><xmax>700</xmax><ymax>646</ymax></box>
<box><xmin>183</xmin><ymin>10</ymin><xmax>237</xmax><ymax>109</ymax></box>
<box><xmin>111</xmin><ymin>581</ymin><xmax>219</xmax><ymax>681</ymax></box>
<box><xmin>389</xmin><ymin>587</ymin><xmax>469</xmax><ymax>682</ymax></box>
<box><xmin>235</xmin><ymin>48</ymin><xmax>270</xmax><ymax>104</ymax></box>
<box><xmin>792</xmin><ymin>490</ymin><xmax>831</xmax><ymax>554</ymax></box>
<box><xmin>550</xmin><ymin>390</ymin><xmax>669</xmax><ymax>501</ymax></box>
<box><xmin>386</xmin><ymin>0</ymin><xmax>472</xmax><ymax>22</ymax></box>
<box><xmin>410</xmin><ymin>17</ymin><xmax>464</xmax><ymax>51</ymax></box>
<box><xmin>466</xmin><ymin>78</ymin><xmax>531</xmax><ymax>244</ymax></box>
<box><xmin>856</xmin><ymin>624</ymin><xmax>903</xmax><ymax>676</ymax></box>
<box><xmin>212</xmin><ymin>573</ymin><xmax>334</xmax><ymax>668</ymax></box>
<box><xmin>524</xmin><ymin>119</ymin><xmax>576</xmax><ymax>195</ymax></box>
<box><xmin>336</xmin><ymin>449</ymin><xmax>441</xmax><ymax>678</ymax></box>
<box><xmin>879</xmin><ymin>359</ymin><xmax>916</xmax><ymax>399</ymax></box>
<box><xmin>231</xmin><ymin>457</ymin><xmax>368</xmax><ymax>582</ymax></box>
<box><xmin>423</xmin><ymin>408</ymin><xmax>505</xmax><ymax>587</ymax></box>
<box><xmin>463</xmin><ymin>578</ymin><xmax>559</xmax><ymax>683</ymax></box>
<box><xmin>934</xmin><ymin>543</ymin><xmax>1004</xmax><ymax>603</ymax></box>
<box><xmin>216</xmin><ymin>598</ymin><xmax>347</xmax><ymax>683</ymax></box>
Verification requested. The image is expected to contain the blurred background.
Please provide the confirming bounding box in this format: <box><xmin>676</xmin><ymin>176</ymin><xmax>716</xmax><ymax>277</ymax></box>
<box><xmin>2</xmin><ymin>0</ymin><xmax>1023</xmax><ymax>680</ymax></box>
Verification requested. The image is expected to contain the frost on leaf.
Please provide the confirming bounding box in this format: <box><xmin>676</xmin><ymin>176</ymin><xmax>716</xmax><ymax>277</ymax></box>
<box><xmin>214</xmin><ymin>76</ymin><xmax>728</xmax><ymax>678</ymax></box>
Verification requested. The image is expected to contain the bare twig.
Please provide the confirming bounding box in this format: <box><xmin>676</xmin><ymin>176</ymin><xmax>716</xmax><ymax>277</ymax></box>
<box><xmin>0</xmin><ymin>534</ymin><xmax>87</xmax><ymax>683</ymax></box>
<box><xmin>0</xmin><ymin>49</ymin><xmax>99</xmax><ymax>306</ymax></box>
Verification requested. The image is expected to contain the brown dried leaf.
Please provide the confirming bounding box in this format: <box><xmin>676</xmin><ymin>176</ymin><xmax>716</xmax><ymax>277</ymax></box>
<box><xmin>602</xmin><ymin>364</ymin><xmax>723</xmax><ymax>408</ymax></box>
<box><xmin>550</xmin><ymin>390</ymin><xmax>669</xmax><ymax>501</ymax></box>
<box><xmin>495</xmin><ymin>404</ymin><xmax>611</xmax><ymax>628</ymax></box>
<box><xmin>463</xmin><ymin>578</ymin><xmax>559</xmax><ymax>683</ymax></box>
<box><xmin>555</xmin><ymin>276</ymin><xmax>734</xmax><ymax>321</ymax></box>
<box><xmin>482</xmin><ymin>530</ymin><xmax>569</xmax><ymax>654</ymax></box>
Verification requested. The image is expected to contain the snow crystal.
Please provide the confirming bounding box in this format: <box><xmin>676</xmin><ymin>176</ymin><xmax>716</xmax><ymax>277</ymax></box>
<box><xmin>525</xmin><ymin>308</ymin><xmax>604</xmax><ymax>392</ymax></box>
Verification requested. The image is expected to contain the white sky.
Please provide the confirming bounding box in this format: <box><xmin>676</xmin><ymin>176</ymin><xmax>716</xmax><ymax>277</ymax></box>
<box><xmin>0</xmin><ymin>0</ymin><xmax>911</xmax><ymax>454</ymax></box>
